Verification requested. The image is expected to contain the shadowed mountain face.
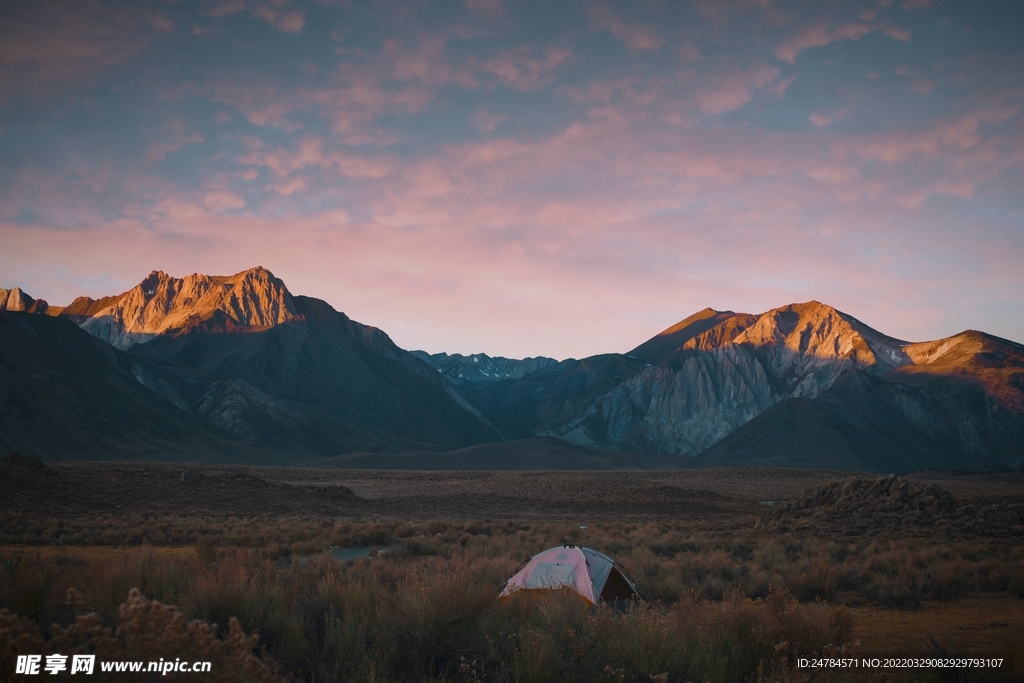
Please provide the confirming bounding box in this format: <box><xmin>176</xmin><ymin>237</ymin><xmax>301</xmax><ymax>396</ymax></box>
<box><xmin>0</xmin><ymin>312</ymin><xmax>266</xmax><ymax>462</ymax></box>
<box><xmin>699</xmin><ymin>358</ymin><xmax>1024</xmax><ymax>472</ymax></box>
<box><xmin>3</xmin><ymin>269</ymin><xmax>1023</xmax><ymax>471</ymax></box>
<box><xmin>128</xmin><ymin>295</ymin><xmax>498</xmax><ymax>453</ymax></box>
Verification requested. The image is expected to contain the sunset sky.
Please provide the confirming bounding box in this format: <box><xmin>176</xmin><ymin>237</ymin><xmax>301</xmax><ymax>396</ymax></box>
<box><xmin>1</xmin><ymin>0</ymin><xmax>1022</xmax><ymax>359</ymax></box>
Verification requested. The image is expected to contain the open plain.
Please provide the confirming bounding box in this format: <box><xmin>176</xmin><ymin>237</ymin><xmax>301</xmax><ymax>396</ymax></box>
<box><xmin>2</xmin><ymin>456</ymin><xmax>1023</xmax><ymax>682</ymax></box>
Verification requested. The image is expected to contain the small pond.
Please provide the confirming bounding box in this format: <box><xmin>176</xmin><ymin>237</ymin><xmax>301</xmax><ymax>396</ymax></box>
<box><xmin>330</xmin><ymin>545</ymin><xmax>399</xmax><ymax>561</ymax></box>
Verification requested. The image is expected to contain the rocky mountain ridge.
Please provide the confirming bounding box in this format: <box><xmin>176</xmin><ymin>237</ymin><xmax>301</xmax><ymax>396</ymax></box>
<box><xmin>4</xmin><ymin>269</ymin><xmax>1023</xmax><ymax>471</ymax></box>
<box><xmin>423</xmin><ymin>301</ymin><xmax>1024</xmax><ymax>470</ymax></box>
<box><xmin>410</xmin><ymin>351</ymin><xmax>561</xmax><ymax>384</ymax></box>
<box><xmin>77</xmin><ymin>267</ymin><xmax>300</xmax><ymax>349</ymax></box>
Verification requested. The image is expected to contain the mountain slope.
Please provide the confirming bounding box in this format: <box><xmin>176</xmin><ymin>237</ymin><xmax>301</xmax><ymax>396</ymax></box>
<box><xmin>127</xmin><ymin>294</ymin><xmax>499</xmax><ymax>452</ymax></box>
<box><xmin>446</xmin><ymin>301</ymin><xmax>915</xmax><ymax>456</ymax></box>
<box><xmin>0</xmin><ymin>312</ymin><xmax>267</xmax><ymax>462</ymax></box>
<box><xmin>628</xmin><ymin>308</ymin><xmax>751</xmax><ymax>362</ymax></box>
<box><xmin>431</xmin><ymin>303</ymin><xmax>1024</xmax><ymax>470</ymax></box>
<box><xmin>443</xmin><ymin>354</ymin><xmax>651</xmax><ymax>441</ymax></box>
<box><xmin>699</xmin><ymin>344</ymin><xmax>1024</xmax><ymax>473</ymax></box>
<box><xmin>3</xmin><ymin>269</ymin><xmax>499</xmax><ymax>460</ymax></box>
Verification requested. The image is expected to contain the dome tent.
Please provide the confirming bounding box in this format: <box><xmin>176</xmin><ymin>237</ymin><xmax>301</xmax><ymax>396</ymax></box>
<box><xmin>499</xmin><ymin>546</ymin><xmax>640</xmax><ymax>606</ymax></box>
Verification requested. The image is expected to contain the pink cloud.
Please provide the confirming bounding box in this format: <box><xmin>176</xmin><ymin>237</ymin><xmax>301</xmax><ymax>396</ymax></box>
<box><xmin>588</xmin><ymin>4</ymin><xmax>665</xmax><ymax>51</ymax></box>
<box><xmin>385</xmin><ymin>33</ymin><xmax>476</xmax><ymax>88</ymax></box>
<box><xmin>471</xmin><ymin>106</ymin><xmax>509</xmax><ymax>132</ymax></box>
<box><xmin>239</xmin><ymin>136</ymin><xmax>393</xmax><ymax>180</ymax></box>
<box><xmin>252</xmin><ymin>4</ymin><xmax>305</xmax><ymax>34</ymax></box>
<box><xmin>896</xmin><ymin>182</ymin><xmax>974</xmax><ymax>209</ymax></box>
<box><xmin>483</xmin><ymin>46</ymin><xmax>572</xmax><ymax>90</ymax></box>
<box><xmin>808</xmin><ymin>112</ymin><xmax>832</xmax><ymax>129</ymax></box>
<box><xmin>840</xmin><ymin>107</ymin><xmax>1020</xmax><ymax>163</ymax></box>
<box><xmin>775</xmin><ymin>21</ymin><xmax>911</xmax><ymax>65</ymax></box>
<box><xmin>202</xmin><ymin>191</ymin><xmax>247</xmax><ymax>212</ymax></box>
<box><xmin>694</xmin><ymin>65</ymin><xmax>780</xmax><ymax>114</ymax></box>
<box><xmin>147</xmin><ymin>135</ymin><xmax>204</xmax><ymax>163</ymax></box>
<box><xmin>207</xmin><ymin>0</ymin><xmax>304</xmax><ymax>33</ymax></box>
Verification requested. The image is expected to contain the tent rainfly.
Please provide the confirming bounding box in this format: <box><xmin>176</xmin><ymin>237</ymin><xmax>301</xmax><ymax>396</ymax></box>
<box><xmin>499</xmin><ymin>546</ymin><xmax>640</xmax><ymax>606</ymax></box>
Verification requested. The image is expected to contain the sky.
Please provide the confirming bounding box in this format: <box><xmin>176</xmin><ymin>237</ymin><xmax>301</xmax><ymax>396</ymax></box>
<box><xmin>1</xmin><ymin>0</ymin><xmax>1022</xmax><ymax>360</ymax></box>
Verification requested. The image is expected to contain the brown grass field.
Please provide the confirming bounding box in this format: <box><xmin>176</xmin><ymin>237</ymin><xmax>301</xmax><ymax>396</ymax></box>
<box><xmin>2</xmin><ymin>462</ymin><xmax>1022</xmax><ymax>682</ymax></box>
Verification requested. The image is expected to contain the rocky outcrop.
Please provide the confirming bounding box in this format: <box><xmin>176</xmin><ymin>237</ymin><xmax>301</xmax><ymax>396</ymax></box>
<box><xmin>77</xmin><ymin>267</ymin><xmax>300</xmax><ymax>349</ymax></box>
<box><xmin>763</xmin><ymin>475</ymin><xmax>958</xmax><ymax>526</ymax></box>
<box><xmin>0</xmin><ymin>287</ymin><xmax>56</xmax><ymax>315</ymax></box>
<box><xmin>760</xmin><ymin>475</ymin><xmax>1024</xmax><ymax>536</ymax></box>
<box><xmin>0</xmin><ymin>287</ymin><xmax>33</xmax><ymax>311</ymax></box>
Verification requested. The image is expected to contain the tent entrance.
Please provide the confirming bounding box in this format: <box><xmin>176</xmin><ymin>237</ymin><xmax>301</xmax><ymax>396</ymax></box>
<box><xmin>599</xmin><ymin>567</ymin><xmax>636</xmax><ymax>602</ymax></box>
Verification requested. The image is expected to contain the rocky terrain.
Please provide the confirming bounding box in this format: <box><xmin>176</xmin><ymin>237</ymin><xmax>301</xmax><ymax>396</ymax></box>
<box><xmin>760</xmin><ymin>474</ymin><xmax>1024</xmax><ymax>537</ymax></box>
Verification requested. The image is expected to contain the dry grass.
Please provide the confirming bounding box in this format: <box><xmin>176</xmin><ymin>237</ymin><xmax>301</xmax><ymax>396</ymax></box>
<box><xmin>3</xmin><ymin>467</ymin><xmax>1022</xmax><ymax>681</ymax></box>
<box><xmin>0</xmin><ymin>547</ymin><xmax>857</xmax><ymax>683</ymax></box>
<box><xmin>1</xmin><ymin>525</ymin><xmax>1022</xmax><ymax>682</ymax></box>
<box><xmin>3</xmin><ymin>519</ymin><xmax>1023</xmax><ymax>608</ymax></box>
<box><xmin>1</xmin><ymin>587</ymin><xmax>284</xmax><ymax>682</ymax></box>
<box><xmin>850</xmin><ymin>596</ymin><xmax>1024</xmax><ymax>657</ymax></box>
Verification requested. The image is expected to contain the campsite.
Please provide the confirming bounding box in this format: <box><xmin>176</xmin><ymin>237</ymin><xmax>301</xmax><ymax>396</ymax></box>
<box><xmin>2</xmin><ymin>459</ymin><xmax>1022</xmax><ymax>682</ymax></box>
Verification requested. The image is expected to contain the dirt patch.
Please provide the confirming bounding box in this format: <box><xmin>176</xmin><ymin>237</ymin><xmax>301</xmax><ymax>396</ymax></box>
<box><xmin>849</xmin><ymin>595</ymin><xmax>1024</xmax><ymax>660</ymax></box>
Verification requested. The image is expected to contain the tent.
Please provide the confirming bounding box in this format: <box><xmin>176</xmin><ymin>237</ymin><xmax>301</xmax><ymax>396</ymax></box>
<box><xmin>499</xmin><ymin>546</ymin><xmax>640</xmax><ymax>606</ymax></box>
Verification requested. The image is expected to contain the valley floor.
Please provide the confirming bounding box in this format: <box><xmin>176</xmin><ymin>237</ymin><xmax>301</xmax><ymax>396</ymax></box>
<box><xmin>2</xmin><ymin>464</ymin><xmax>1022</xmax><ymax>682</ymax></box>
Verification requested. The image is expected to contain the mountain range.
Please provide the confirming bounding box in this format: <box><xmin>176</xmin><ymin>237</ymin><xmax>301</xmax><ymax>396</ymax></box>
<box><xmin>2</xmin><ymin>268</ymin><xmax>1022</xmax><ymax>472</ymax></box>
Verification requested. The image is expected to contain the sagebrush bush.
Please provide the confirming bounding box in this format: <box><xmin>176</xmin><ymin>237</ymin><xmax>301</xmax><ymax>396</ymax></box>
<box><xmin>1</xmin><ymin>588</ymin><xmax>284</xmax><ymax>682</ymax></box>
